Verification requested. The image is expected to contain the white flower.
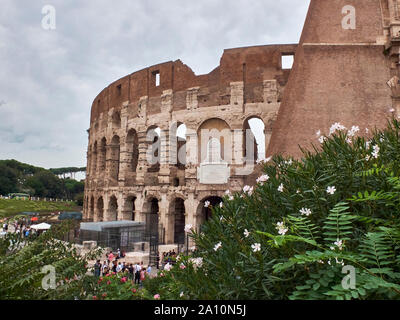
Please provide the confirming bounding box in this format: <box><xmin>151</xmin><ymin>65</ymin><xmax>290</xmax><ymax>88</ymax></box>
<box><xmin>219</xmin><ymin>202</ymin><xmax>223</xmax><ymax>208</ymax></box>
<box><xmin>329</xmin><ymin>122</ymin><xmax>347</xmax><ymax>136</ymax></box>
<box><xmin>299</xmin><ymin>208</ymin><xmax>312</xmax><ymax>216</ymax></box>
<box><xmin>251</xmin><ymin>243</ymin><xmax>261</xmax><ymax>252</ymax></box>
<box><xmin>389</xmin><ymin>108</ymin><xmax>395</xmax><ymax>113</ymax></box>
<box><xmin>326</xmin><ymin>186</ymin><xmax>336</xmax><ymax>195</ymax></box>
<box><xmin>204</xmin><ymin>201</ymin><xmax>211</xmax><ymax>208</ymax></box>
<box><xmin>189</xmin><ymin>257</ymin><xmax>203</xmax><ymax>268</ymax></box>
<box><xmin>180</xmin><ymin>292</ymin><xmax>184</xmax><ymax>298</ymax></box>
<box><xmin>296</xmin><ymin>189</ymin><xmax>301</xmax><ymax>194</ymax></box>
<box><xmin>318</xmin><ymin>135</ymin><xmax>326</xmax><ymax>144</ymax></box>
<box><xmin>256</xmin><ymin>174</ymin><xmax>270</xmax><ymax>185</ymax></box>
<box><xmin>184</xmin><ymin>224</ymin><xmax>193</xmax><ymax>233</ymax></box>
<box><xmin>347</xmin><ymin>126</ymin><xmax>360</xmax><ymax>137</ymax></box>
<box><xmin>228</xmin><ymin>195</ymin><xmax>234</xmax><ymax>201</ymax></box>
<box><xmin>278</xmin><ymin>183</ymin><xmax>284</xmax><ymax>192</ymax></box>
<box><xmin>225</xmin><ymin>190</ymin><xmax>230</xmax><ymax>195</ymax></box>
<box><xmin>243</xmin><ymin>185</ymin><xmax>254</xmax><ymax>196</ymax></box>
<box><xmin>276</xmin><ymin>222</ymin><xmax>288</xmax><ymax>235</ymax></box>
<box><xmin>243</xmin><ymin>229</ymin><xmax>250</xmax><ymax>238</ymax></box>
<box><xmin>365</xmin><ymin>128</ymin><xmax>369</xmax><ymax>134</ymax></box>
<box><xmin>372</xmin><ymin>145</ymin><xmax>380</xmax><ymax>159</ymax></box>
<box><xmin>365</xmin><ymin>155</ymin><xmax>370</xmax><ymax>161</ymax></box>
<box><xmin>214</xmin><ymin>242</ymin><xmax>222</xmax><ymax>251</ymax></box>
<box><xmin>164</xmin><ymin>263</ymin><xmax>173</xmax><ymax>271</ymax></box>
<box><xmin>334</xmin><ymin>239</ymin><xmax>343</xmax><ymax>250</ymax></box>
<box><xmin>346</xmin><ymin>137</ymin><xmax>352</xmax><ymax>144</ymax></box>
<box><xmin>316</xmin><ymin>130</ymin><xmax>321</xmax><ymax>137</ymax></box>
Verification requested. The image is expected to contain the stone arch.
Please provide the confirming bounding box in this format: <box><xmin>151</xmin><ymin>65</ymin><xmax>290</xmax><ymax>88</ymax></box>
<box><xmin>146</xmin><ymin>126</ymin><xmax>161</xmax><ymax>172</ymax></box>
<box><xmin>143</xmin><ymin>196</ymin><xmax>160</xmax><ymax>236</ymax></box>
<box><xmin>126</xmin><ymin>129</ymin><xmax>139</xmax><ymax>172</ymax></box>
<box><xmin>197</xmin><ymin>118</ymin><xmax>232</xmax><ymax>164</ymax></box>
<box><xmin>109</xmin><ymin>135</ymin><xmax>120</xmax><ymax>181</ymax></box>
<box><xmin>91</xmin><ymin>141</ymin><xmax>98</xmax><ymax>176</ymax></box>
<box><xmin>89</xmin><ymin>196</ymin><xmax>95</xmax><ymax>221</ymax></box>
<box><xmin>98</xmin><ymin>137</ymin><xmax>107</xmax><ymax>174</ymax></box>
<box><xmin>243</xmin><ymin>116</ymin><xmax>266</xmax><ymax>162</ymax></box>
<box><xmin>96</xmin><ymin>196</ymin><xmax>104</xmax><ymax>222</ymax></box>
<box><xmin>112</xmin><ymin>110</ymin><xmax>121</xmax><ymax>128</ymax></box>
<box><xmin>123</xmin><ymin>195</ymin><xmax>137</xmax><ymax>221</ymax></box>
<box><xmin>171</xmin><ymin>121</ymin><xmax>187</xmax><ymax>168</ymax></box>
<box><xmin>196</xmin><ymin>196</ymin><xmax>224</xmax><ymax>227</ymax></box>
<box><xmin>107</xmin><ymin>195</ymin><xmax>118</xmax><ymax>221</ymax></box>
<box><xmin>168</xmin><ymin>197</ymin><xmax>186</xmax><ymax>244</ymax></box>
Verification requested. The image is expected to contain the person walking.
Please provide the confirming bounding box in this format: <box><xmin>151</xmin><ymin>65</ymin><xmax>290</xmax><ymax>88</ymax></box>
<box><xmin>107</xmin><ymin>251</ymin><xmax>114</xmax><ymax>266</ymax></box>
<box><xmin>134</xmin><ymin>262</ymin><xmax>141</xmax><ymax>284</ymax></box>
<box><xmin>94</xmin><ymin>260</ymin><xmax>101</xmax><ymax>277</ymax></box>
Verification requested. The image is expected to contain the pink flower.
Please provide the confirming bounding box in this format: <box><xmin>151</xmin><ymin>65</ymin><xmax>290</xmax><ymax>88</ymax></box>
<box><xmin>121</xmin><ymin>277</ymin><xmax>127</xmax><ymax>283</ymax></box>
<box><xmin>131</xmin><ymin>288</ymin><xmax>137</xmax><ymax>293</ymax></box>
<box><xmin>107</xmin><ymin>281</ymin><xmax>111</xmax><ymax>285</ymax></box>
<box><xmin>102</xmin><ymin>293</ymin><xmax>107</xmax><ymax>298</ymax></box>
<box><xmin>154</xmin><ymin>294</ymin><xmax>160</xmax><ymax>300</ymax></box>
<box><xmin>180</xmin><ymin>263</ymin><xmax>186</xmax><ymax>270</ymax></box>
<box><xmin>93</xmin><ymin>296</ymin><xmax>97</xmax><ymax>300</ymax></box>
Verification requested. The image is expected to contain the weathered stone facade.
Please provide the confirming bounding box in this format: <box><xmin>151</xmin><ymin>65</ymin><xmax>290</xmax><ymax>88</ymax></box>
<box><xmin>268</xmin><ymin>0</ymin><xmax>400</xmax><ymax>157</ymax></box>
<box><xmin>83</xmin><ymin>44</ymin><xmax>296</xmax><ymax>244</ymax></box>
<box><xmin>85</xmin><ymin>1</ymin><xmax>400</xmax><ymax>245</ymax></box>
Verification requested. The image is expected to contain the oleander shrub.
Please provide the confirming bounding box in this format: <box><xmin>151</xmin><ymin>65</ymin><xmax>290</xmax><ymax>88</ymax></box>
<box><xmin>146</xmin><ymin>118</ymin><xmax>400</xmax><ymax>300</ymax></box>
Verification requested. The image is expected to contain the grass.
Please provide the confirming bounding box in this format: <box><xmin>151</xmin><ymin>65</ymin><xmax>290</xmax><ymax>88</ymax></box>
<box><xmin>0</xmin><ymin>199</ymin><xmax>80</xmax><ymax>218</ymax></box>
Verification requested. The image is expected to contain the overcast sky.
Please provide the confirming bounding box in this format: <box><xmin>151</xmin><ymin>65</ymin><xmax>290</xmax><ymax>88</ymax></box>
<box><xmin>0</xmin><ymin>0</ymin><xmax>310</xmax><ymax>173</ymax></box>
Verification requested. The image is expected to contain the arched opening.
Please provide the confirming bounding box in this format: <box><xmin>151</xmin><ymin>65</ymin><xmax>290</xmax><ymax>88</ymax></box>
<box><xmin>96</xmin><ymin>197</ymin><xmax>104</xmax><ymax>222</ymax></box>
<box><xmin>126</xmin><ymin>129</ymin><xmax>139</xmax><ymax>172</ymax></box>
<box><xmin>197</xmin><ymin>118</ymin><xmax>232</xmax><ymax>164</ymax></box>
<box><xmin>98</xmin><ymin>138</ymin><xmax>107</xmax><ymax>174</ymax></box>
<box><xmin>112</xmin><ymin>111</ymin><xmax>121</xmax><ymax>128</ymax></box>
<box><xmin>123</xmin><ymin>196</ymin><xmax>136</xmax><ymax>221</ymax></box>
<box><xmin>244</xmin><ymin>117</ymin><xmax>265</xmax><ymax>162</ymax></box>
<box><xmin>107</xmin><ymin>195</ymin><xmax>118</xmax><ymax>221</ymax></box>
<box><xmin>176</xmin><ymin>123</ymin><xmax>187</xmax><ymax>168</ymax></box>
<box><xmin>110</xmin><ymin>135</ymin><xmax>120</xmax><ymax>181</ymax></box>
<box><xmin>92</xmin><ymin>141</ymin><xmax>98</xmax><ymax>176</ymax></box>
<box><xmin>173</xmin><ymin>198</ymin><xmax>185</xmax><ymax>244</ymax></box>
<box><xmin>144</xmin><ymin>197</ymin><xmax>160</xmax><ymax>238</ymax></box>
<box><xmin>147</xmin><ymin>126</ymin><xmax>160</xmax><ymax>172</ymax></box>
<box><xmin>197</xmin><ymin>196</ymin><xmax>223</xmax><ymax>227</ymax></box>
<box><xmin>89</xmin><ymin>196</ymin><xmax>95</xmax><ymax>221</ymax></box>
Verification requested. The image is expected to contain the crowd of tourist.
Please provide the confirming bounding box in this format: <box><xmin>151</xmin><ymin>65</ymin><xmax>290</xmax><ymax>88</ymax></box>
<box><xmin>93</xmin><ymin>250</ymin><xmax>153</xmax><ymax>286</ymax></box>
<box><xmin>1</xmin><ymin>219</ymin><xmax>37</xmax><ymax>238</ymax></box>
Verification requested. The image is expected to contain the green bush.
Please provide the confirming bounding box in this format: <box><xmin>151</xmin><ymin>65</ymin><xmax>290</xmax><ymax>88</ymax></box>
<box><xmin>144</xmin><ymin>118</ymin><xmax>400</xmax><ymax>300</ymax></box>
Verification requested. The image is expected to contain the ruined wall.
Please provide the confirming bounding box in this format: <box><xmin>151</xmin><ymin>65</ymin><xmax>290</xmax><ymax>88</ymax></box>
<box><xmin>267</xmin><ymin>0</ymin><xmax>398</xmax><ymax>158</ymax></box>
<box><xmin>84</xmin><ymin>44</ymin><xmax>296</xmax><ymax>244</ymax></box>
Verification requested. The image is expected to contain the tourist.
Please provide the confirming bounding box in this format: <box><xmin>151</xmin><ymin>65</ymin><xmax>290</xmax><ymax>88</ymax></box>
<box><xmin>101</xmin><ymin>261</ymin><xmax>108</xmax><ymax>275</ymax></box>
<box><xmin>134</xmin><ymin>262</ymin><xmax>141</xmax><ymax>284</ymax></box>
<box><xmin>94</xmin><ymin>260</ymin><xmax>101</xmax><ymax>277</ymax></box>
<box><xmin>140</xmin><ymin>267</ymin><xmax>146</xmax><ymax>287</ymax></box>
<box><xmin>112</xmin><ymin>261</ymin><xmax>117</xmax><ymax>273</ymax></box>
<box><xmin>107</xmin><ymin>251</ymin><xmax>114</xmax><ymax>266</ymax></box>
<box><xmin>116</xmin><ymin>262</ymin><xmax>122</xmax><ymax>273</ymax></box>
<box><xmin>128</xmin><ymin>264</ymin><xmax>134</xmax><ymax>280</ymax></box>
<box><xmin>146</xmin><ymin>265</ymin><xmax>152</xmax><ymax>276</ymax></box>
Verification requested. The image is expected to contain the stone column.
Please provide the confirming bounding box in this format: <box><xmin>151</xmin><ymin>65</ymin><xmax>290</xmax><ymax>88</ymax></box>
<box><xmin>230</xmin><ymin>82</ymin><xmax>244</xmax><ymax>107</ymax></box>
<box><xmin>135</xmin><ymin>131</ymin><xmax>149</xmax><ymax>185</ymax></box>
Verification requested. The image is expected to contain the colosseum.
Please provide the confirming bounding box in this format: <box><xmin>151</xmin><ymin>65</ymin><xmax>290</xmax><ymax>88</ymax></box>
<box><xmin>84</xmin><ymin>0</ymin><xmax>400</xmax><ymax>246</ymax></box>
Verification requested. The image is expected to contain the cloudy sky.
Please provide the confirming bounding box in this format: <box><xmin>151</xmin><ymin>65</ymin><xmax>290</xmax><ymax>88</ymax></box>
<box><xmin>0</xmin><ymin>0</ymin><xmax>310</xmax><ymax>173</ymax></box>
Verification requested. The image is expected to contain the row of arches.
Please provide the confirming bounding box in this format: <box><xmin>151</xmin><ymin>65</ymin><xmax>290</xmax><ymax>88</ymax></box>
<box><xmin>85</xmin><ymin>194</ymin><xmax>224</xmax><ymax>244</ymax></box>
<box><xmin>88</xmin><ymin>116</ymin><xmax>267</xmax><ymax>179</ymax></box>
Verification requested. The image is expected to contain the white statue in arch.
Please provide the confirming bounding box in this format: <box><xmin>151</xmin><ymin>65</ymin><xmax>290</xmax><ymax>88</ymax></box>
<box><xmin>198</xmin><ymin>137</ymin><xmax>229</xmax><ymax>184</ymax></box>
